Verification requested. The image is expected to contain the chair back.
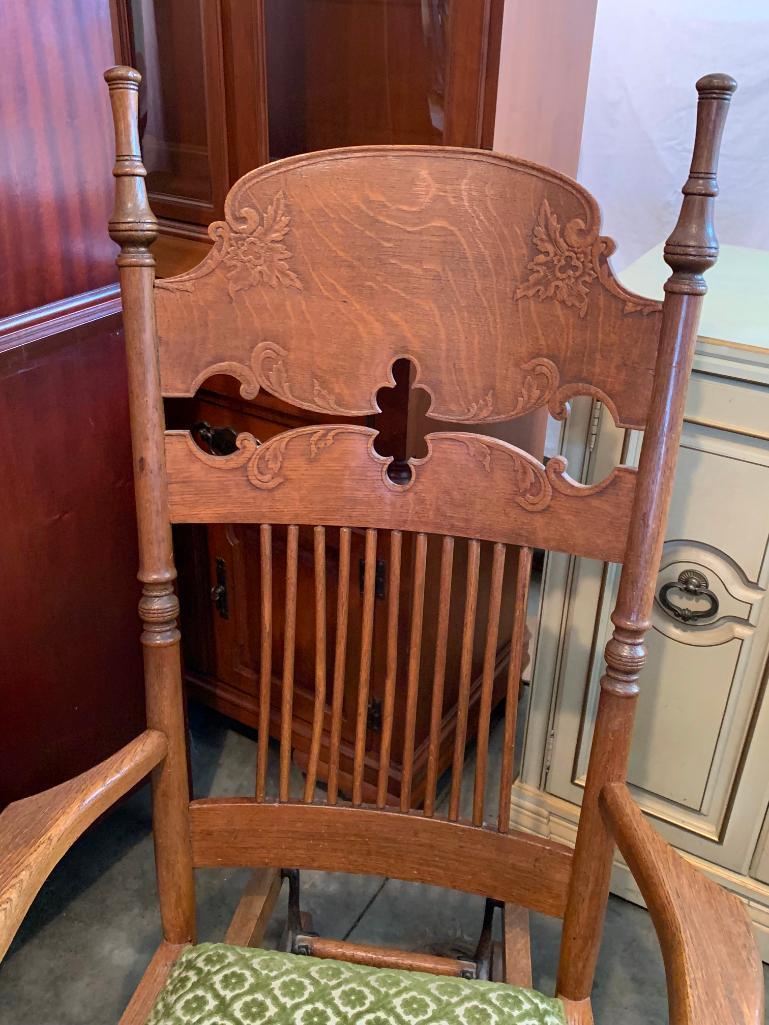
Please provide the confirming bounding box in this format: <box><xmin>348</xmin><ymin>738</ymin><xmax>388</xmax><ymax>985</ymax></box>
<box><xmin>105</xmin><ymin>66</ymin><xmax>735</xmax><ymax>1000</ymax></box>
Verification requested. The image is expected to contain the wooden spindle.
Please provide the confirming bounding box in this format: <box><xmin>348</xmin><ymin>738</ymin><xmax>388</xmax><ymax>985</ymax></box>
<box><xmin>423</xmin><ymin>535</ymin><xmax>455</xmax><ymax>817</ymax></box>
<box><xmin>473</xmin><ymin>542</ymin><xmax>506</xmax><ymax>826</ymax></box>
<box><xmin>376</xmin><ymin>530</ymin><xmax>403</xmax><ymax>808</ymax></box>
<box><xmin>448</xmin><ymin>538</ymin><xmax>481</xmax><ymax>821</ymax></box>
<box><xmin>256</xmin><ymin>523</ymin><xmax>272</xmax><ymax>802</ymax></box>
<box><xmin>105</xmin><ymin>66</ymin><xmax>195</xmax><ymax>944</ymax></box>
<box><xmin>304</xmin><ymin>527</ymin><xmax>327</xmax><ymax>802</ymax></box>
<box><xmin>327</xmin><ymin>527</ymin><xmax>351</xmax><ymax>805</ymax></box>
<box><xmin>400</xmin><ymin>532</ymin><xmax>428</xmax><ymax>813</ymax></box>
<box><xmin>557</xmin><ymin>73</ymin><xmax>736</xmax><ymax>1004</ymax></box>
<box><xmin>352</xmin><ymin>529</ymin><xmax>378</xmax><ymax>805</ymax></box>
<box><xmin>279</xmin><ymin>524</ymin><xmax>299</xmax><ymax>802</ymax></box>
<box><xmin>497</xmin><ymin>546</ymin><xmax>533</xmax><ymax>833</ymax></box>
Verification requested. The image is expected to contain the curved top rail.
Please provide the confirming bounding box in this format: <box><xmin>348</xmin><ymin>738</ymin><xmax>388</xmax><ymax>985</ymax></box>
<box><xmin>155</xmin><ymin>145</ymin><xmax>661</xmax><ymax>430</ymax></box>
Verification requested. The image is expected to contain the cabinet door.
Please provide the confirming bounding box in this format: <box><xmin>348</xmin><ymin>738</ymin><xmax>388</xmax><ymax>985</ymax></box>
<box><xmin>263</xmin><ymin>0</ymin><xmax>502</xmax><ymax>159</ymax></box>
<box><xmin>123</xmin><ymin>0</ymin><xmax>230</xmax><ymax>224</ymax></box>
<box><xmin>119</xmin><ymin>0</ymin><xmax>501</xmax><ymax>232</ymax></box>
<box><xmin>541</xmin><ymin>355</ymin><xmax>769</xmax><ymax>871</ymax></box>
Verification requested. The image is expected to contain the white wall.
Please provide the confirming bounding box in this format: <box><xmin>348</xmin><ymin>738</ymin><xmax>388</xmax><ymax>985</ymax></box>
<box><xmin>578</xmin><ymin>0</ymin><xmax>769</xmax><ymax>272</ymax></box>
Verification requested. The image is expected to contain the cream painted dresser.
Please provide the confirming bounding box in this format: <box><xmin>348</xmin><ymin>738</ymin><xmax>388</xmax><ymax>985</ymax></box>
<box><xmin>514</xmin><ymin>244</ymin><xmax>769</xmax><ymax>958</ymax></box>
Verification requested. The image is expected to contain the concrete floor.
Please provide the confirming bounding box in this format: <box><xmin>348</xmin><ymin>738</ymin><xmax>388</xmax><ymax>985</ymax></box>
<box><xmin>1</xmin><ymin>700</ymin><xmax>766</xmax><ymax>1024</ymax></box>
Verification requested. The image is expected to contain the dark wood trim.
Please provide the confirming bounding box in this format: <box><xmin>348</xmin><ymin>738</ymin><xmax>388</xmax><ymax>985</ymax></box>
<box><xmin>0</xmin><ymin>285</ymin><xmax>122</xmax><ymax>355</ymax></box>
<box><xmin>221</xmin><ymin>0</ymin><xmax>270</xmax><ymax>176</ymax></box>
<box><xmin>444</xmin><ymin>0</ymin><xmax>494</xmax><ymax>147</ymax></box>
<box><xmin>109</xmin><ymin>0</ymin><xmax>133</xmax><ymax>65</ymax></box>
<box><xmin>480</xmin><ymin>0</ymin><xmax>505</xmax><ymax>149</ymax></box>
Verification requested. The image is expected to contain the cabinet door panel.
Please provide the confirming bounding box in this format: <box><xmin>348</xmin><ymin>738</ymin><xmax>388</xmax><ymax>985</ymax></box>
<box><xmin>127</xmin><ymin>0</ymin><xmax>229</xmax><ymax>223</ymax></box>
<box><xmin>544</xmin><ymin>368</ymin><xmax>769</xmax><ymax>867</ymax></box>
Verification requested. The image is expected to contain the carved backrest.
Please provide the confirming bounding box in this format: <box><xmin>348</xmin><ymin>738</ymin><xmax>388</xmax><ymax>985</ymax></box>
<box><xmin>106</xmin><ymin>65</ymin><xmax>735</xmax><ymax>995</ymax></box>
<box><xmin>157</xmin><ymin>149</ymin><xmax>661</xmax><ymax>563</ymax></box>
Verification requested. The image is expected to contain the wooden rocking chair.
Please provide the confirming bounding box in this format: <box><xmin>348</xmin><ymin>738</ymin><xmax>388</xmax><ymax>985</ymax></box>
<box><xmin>0</xmin><ymin>66</ymin><xmax>763</xmax><ymax>1025</ymax></box>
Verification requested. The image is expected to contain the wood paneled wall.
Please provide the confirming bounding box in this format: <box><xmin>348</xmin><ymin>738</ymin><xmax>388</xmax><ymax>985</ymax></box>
<box><xmin>0</xmin><ymin>1</ymin><xmax>119</xmax><ymax>319</ymax></box>
<box><xmin>0</xmin><ymin>0</ymin><xmax>144</xmax><ymax>806</ymax></box>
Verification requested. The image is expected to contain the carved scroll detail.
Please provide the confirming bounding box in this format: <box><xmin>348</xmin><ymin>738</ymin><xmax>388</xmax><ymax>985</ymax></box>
<box><xmin>510</xmin><ymin>358</ymin><xmax>560</xmax><ymax>417</ymax></box>
<box><xmin>446</xmin><ymin>436</ymin><xmax>552</xmax><ymax>512</ymax></box>
<box><xmin>246</xmin><ymin>426</ymin><xmax>357</xmax><ymax>490</ymax></box>
<box><xmin>449</xmin><ymin>391</ymin><xmax>495</xmax><ymax>422</ymax></box>
<box><xmin>515</xmin><ymin>200</ymin><xmax>660</xmax><ymax>318</ymax></box>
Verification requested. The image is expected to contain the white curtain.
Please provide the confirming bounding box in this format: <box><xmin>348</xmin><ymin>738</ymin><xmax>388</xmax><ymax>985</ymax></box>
<box><xmin>578</xmin><ymin>0</ymin><xmax>769</xmax><ymax>273</ymax></box>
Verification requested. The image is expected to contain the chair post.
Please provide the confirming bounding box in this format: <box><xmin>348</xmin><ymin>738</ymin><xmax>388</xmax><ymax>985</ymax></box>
<box><xmin>556</xmin><ymin>74</ymin><xmax>736</xmax><ymax>1003</ymax></box>
<box><xmin>104</xmin><ymin>66</ymin><xmax>196</xmax><ymax>944</ymax></box>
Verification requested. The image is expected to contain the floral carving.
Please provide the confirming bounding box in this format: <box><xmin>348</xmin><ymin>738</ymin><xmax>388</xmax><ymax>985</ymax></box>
<box><xmin>515</xmin><ymin>200</ymin><xmax>599</xmax><ymax>318</ymax></box>
<box><xmin>220</xmin><ymin>193</ymin><xmax>303</xmax><ymax>297</ymax></box>
<box><xmin>514</xmin><ymin>199</ymin><xmax>661</xmax><ymax>319</ymax></box>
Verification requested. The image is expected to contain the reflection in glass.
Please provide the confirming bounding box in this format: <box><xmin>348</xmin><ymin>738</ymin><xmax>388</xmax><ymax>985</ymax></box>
<box><xmin>129</xmin><ymin>0</ymin><xmax>212</xmax><ymax>204</ymax></box>
<box><xmin>265</xmin><ymin>0</ymin><xmax>449</xmax><ymax>161</ymax></box>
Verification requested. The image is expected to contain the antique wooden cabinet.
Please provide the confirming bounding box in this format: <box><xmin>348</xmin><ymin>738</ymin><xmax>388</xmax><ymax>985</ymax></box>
<box><xmin>514</xmin><ymin>245</ymin><xmax>769</xmax><ymax>957</ymax></box>
<box><xmin>124</xmin><ymin>0</ymin><xmax>598</xmax><ymax>800</ymax></box>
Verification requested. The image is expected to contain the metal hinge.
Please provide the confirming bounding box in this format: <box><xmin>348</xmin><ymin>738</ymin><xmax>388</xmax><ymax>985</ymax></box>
<box><xmin>543</xmin><ymin>727</ymin><xmax>556</xmax><ymax>783</ymax></box>
<box><xmin>359</xmin><ymin>558</ymin><xmax>387</xmax><ymax>599</ymax></box>
<box><xmin>211</xmin><ymin>557</ymin><xmax>229</xmax><ymax>619</ymax></box>
<box><xmin>367</xmin><ymin>698</ymin><xmax>383</xmax><ymax>733</ymax></box>
<box><xmin>587</xmin><ymin>400</ymin><xmax>603</xmax><ymax>453</ymax></box>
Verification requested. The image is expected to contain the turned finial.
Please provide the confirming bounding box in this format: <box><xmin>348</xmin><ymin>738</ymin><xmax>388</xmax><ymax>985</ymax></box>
<box><xmin>663</xmin><ymin>73</ymin><xmax>737</xmax><ymax>293</ymax></box>
<box><xmin>104</xmin><ymin>66</ymin><xmax>157</xmax><ymax>259</ymax></box>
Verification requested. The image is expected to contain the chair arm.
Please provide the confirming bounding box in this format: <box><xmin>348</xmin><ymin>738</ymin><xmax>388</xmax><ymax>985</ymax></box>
<box><xmin>600</xmin><ymin>782</ymin><xmax>763</xmax><ymax>1025</ymax></box>
<box><xmin>0</xmin><ymin>729</ymin><xmax>167</xmax><ymax>961</ymax></box>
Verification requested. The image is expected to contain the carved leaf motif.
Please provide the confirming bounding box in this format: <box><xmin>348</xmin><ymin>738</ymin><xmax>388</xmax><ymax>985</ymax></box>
<box><xmin>509</xmin><ymin>358</ymin><xmax>560</xmax><ymax>417</ymax></box>
<box><xmin>452</xmin><ymin>437</ymin><xmax>552</xmax><ymax>512</ymax></box>
<box><xmin>250</xmin><ymin>341</ymin><xmax>298</xmax><ymax>404</ymax></box>
<box><xmin>247</xmin><ymin>434</ymin><xmax>292</xmax><ymax>490</ymax></box>
<box><xmin>449</xmin><ymin>391</ymin><xmax>495</xmax><ymax>422</ymax></box>
<box><xmin>223</xmin><ymin>193</ymin><xmax>303</xmax><ymax>297</ymax></box>
<box><xmin>514</xmin><ymin>200</ymin><xmax>598</xmax><ymax>318</ymax></box>
<box><xmin>309</xmin><ymin>427</ymin><xmax>346</xmax><ymax>459</ymax></box>
<box><xmin>245</xmin><ymin>426</ymin><xmax>356</xmax><ymax>490</ymax></box>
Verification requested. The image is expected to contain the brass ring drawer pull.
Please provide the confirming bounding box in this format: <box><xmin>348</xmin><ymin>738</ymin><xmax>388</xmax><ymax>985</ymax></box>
<box><xmin>658</xmin><ymin>569</ymin><xmax>719</xmax><ymax>623</ymax></box>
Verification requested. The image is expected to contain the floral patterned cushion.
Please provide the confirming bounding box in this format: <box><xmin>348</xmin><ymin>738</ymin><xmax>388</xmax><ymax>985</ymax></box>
<box><xmin>146</xmin><ymin>943</ymin><xmax>566</xmax><ymax>1025</ymax></box>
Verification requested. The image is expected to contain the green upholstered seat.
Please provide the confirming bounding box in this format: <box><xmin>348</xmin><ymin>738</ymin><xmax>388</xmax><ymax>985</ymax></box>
<box><xmin>147</xmin><ymin>944</ymin><xmax>566</xmax><ymax>1025</ymax></box>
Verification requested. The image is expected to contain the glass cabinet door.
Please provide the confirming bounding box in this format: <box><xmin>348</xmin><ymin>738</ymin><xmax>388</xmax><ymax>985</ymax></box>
<box><xmin>127</xmin><ymin>0</ymin><xmax>229</xmax><ymax>224</ymax></box>
<box><xmin>264</xmin><ymin>0</ymin><xmax>449</xmax><ymax>160</ymax></box>
<box><xmin>116</xmin><ymin>0</ymin><xmax>500</xmax><ymax>230</ymax></box>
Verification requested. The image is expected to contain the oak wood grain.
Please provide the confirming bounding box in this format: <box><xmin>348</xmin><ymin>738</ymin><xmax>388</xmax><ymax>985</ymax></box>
<box><xmin>224</xmin><ymin>867</ymin><xmax>283</xmax><ymax>947</ymax></box>
<box><xmin>297</xmin><ymin>936</ymin><xmax>476</xmax><ymax>979</ymax></box>
<box><xmin>502</xmin><ymin>903</ymin><xmax>532</xmax><ymax>988</ymax></box>
<box><xmin>556</xmin><ymin>74</ymin><xmax>738</xmax><ymax>1003</ymax></box>
<box><xmin>99</xmin><ymin>64</ymin><xmax>754</xmax><ymax>1024</ymax></box>
<box><xmin>0</xmin><ymin>730</ymin><xmax>166</xmax><ymax>961</ymax></box>
<box><xmin>118</xmin><ymin>940</ymin><xmax>188</xmax><ymax>1025</ymax></box>
<box><xmin>601</xmin><ymin>783</ymin><xmax>763</xmax><ymax>1025</ymax></box>
<box><xmin>189</xmin><ymin>800</ymin><xmax>573</xmax><ymax>918</ymax></box>
<box><xmin>165</xmin><ymin>427</ymin><xmax>636</xmax><ymax>563</ymax></box>
<box><xmin>106</xmin><ymin>66</ymin><xmax>196</xmax><ymax>945</ymax></box>
<box><xmin>155</xmin><ymin>148</ymin><xmax>661</xmax><ymax>430</ymax></box>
